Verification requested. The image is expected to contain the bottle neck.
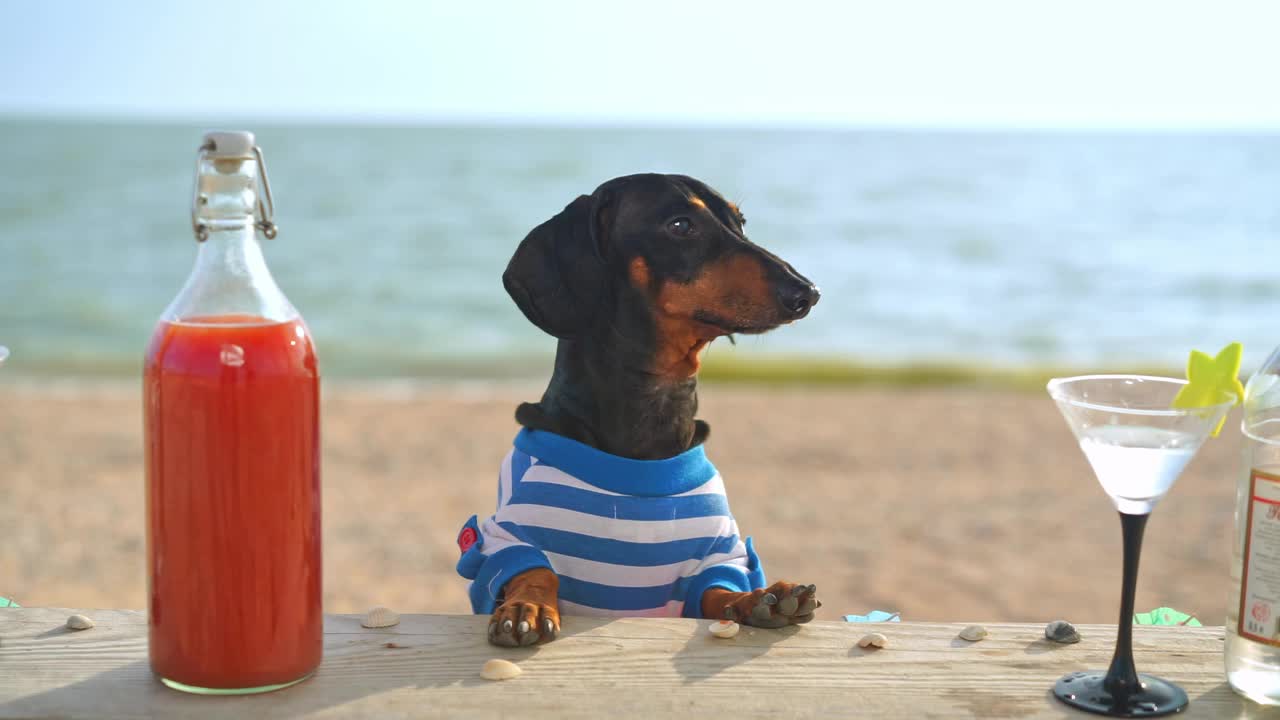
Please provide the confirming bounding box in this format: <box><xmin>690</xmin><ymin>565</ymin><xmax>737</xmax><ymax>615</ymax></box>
<box><xmin>160</xmin><ymin>139</ymin><xmax>296</xmax><ymax>326</ymax></box>
<box><xmin>163</xmin><ymin>222</ymin><xmax>296</xmax><ymax>325</ymax></box>
<box><xmin>195</xmin><ymin>224</ymin><xmax>272</xmax><ymax>286</ymax></box>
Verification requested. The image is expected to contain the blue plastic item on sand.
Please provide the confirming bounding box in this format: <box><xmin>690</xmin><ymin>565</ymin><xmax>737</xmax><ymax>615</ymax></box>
<box><xmin>844</xmin><ymin>610</ymin><xmax>900</xmax><ymax>623</ymax></box>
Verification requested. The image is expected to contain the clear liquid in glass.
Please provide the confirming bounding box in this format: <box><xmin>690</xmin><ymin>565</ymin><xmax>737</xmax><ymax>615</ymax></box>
<box><xmin>1079</xmin><ymin>425</ymin><xmax>1198</xmax><ymax>514</ymax></box>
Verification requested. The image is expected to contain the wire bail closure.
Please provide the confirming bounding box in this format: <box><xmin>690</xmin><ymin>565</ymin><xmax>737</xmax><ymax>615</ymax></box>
<box><xmin>190</xmin><ymin>139</ymin><xmax>279</xmax><ymax>242</ymax></box>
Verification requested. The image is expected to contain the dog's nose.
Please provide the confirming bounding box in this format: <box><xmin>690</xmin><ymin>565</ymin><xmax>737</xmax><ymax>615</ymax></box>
<box><xmin>779</xmin><ymin>283</ymin><xmax>820</xmax><ymax>319</ymax></box>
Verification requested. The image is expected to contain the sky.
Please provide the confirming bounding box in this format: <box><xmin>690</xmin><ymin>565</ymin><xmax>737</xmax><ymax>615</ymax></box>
<box><xmin>3</xmin><ymin>0</ymin><xmax>1278</xmax><ymax>129</ymax></box>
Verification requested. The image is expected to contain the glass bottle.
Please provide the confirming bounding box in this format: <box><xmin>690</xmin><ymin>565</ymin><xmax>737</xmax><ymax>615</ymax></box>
<box><xmin>144</xmin><ymin>131</ymin><xmax>321</xmax><ymax>694</ymax></box>
<box><xmin>1227</xmin><ymin>347</ymin><xmax>1280</xmax><ymax>704</ymax></box>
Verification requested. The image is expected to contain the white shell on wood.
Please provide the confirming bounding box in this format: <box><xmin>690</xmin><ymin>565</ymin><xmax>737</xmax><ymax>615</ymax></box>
<box><xmin>480</xmin><ymin>658</ymin><xmax>522</xmax><ymax>681</ymax></box>
<box><xmin>65</xmin><ymin>614</ymin><xmax>95</xmax><ymax>631</ymax></box>
<box><xmin>361</xmin><ymin>607</ymin><xmax>400</xmax><ymax>628</ymax></box>
<box><xmin>958</xmin><ymin>625</ymin><xmax>988</xmax><ymax>642</ymax></box>
<box><xmin>708</xmin><ymin>620</ymin><xmax>740</xmax><ymax>638</ymax></box>
<box><xmin>857</xmin><ymin>632</ymin><xmax>888</xmax><ymax>649</ymax></box>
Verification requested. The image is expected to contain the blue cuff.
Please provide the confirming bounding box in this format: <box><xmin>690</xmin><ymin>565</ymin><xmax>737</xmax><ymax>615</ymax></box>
<box><xmin>467</xmin><ymin>545</ymin><xmax>554</xmax><ymax>614</ymax></box>
<box><xmin>682</xmin><ymin>536</ymin><xmax>766</xmax><ymax>618</ymax></box>
<box><xmin>455</xmin><ymin>515</ymin><xmax>486</xmax><ymax>579</ymax></box>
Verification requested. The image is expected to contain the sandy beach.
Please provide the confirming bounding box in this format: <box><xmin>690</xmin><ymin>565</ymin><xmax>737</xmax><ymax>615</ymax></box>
<box><xmin>0</xmin><ymin>381</ymin><xmax>1244</xmax><ymax>626</ymax></box>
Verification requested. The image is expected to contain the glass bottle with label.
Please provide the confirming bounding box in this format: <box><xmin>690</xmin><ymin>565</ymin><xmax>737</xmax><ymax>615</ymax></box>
<box><xmin>144</xmin><ymin>132</ymin><xmax>321</xmax><ymax>694</ymax></box>
<box><xmin>1228</xmin><ymin>348</ymin><xmax>1280</xmax><ymax>704</ymax></box>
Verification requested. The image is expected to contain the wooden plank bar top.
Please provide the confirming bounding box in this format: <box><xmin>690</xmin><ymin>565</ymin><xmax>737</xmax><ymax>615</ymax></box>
<box><xmin>0</xmin><ymin>608</ymin><xmax>1268</xmax><ymax>719</ymax></box>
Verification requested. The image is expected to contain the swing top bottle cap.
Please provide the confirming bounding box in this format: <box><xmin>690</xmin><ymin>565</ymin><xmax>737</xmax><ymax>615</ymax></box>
<box><xmin>202</xmin><ymin>131</ymin><xmax>255</xmax><ymax>159</ymax></box>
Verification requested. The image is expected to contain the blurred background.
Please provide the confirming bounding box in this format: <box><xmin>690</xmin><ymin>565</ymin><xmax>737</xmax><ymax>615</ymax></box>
<box><xmin>2</xmin><ymin>0</ymin><xmax>1278</xmax><ymax>624</ymax></box>
<box><xmin>5</xmin><ymin>0</ymin><xmax>1280</xmax><ymax>376</ymax></box>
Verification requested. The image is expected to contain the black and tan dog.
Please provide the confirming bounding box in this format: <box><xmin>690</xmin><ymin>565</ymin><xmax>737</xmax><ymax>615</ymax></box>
<box><xmin>470</xmin><ymin>173</ymin><xmax>820</xmax><ymax>646</ymax></box>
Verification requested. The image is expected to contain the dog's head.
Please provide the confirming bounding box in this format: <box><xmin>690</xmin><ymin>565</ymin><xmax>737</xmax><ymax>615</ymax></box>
<box><xmin>504</xmin><ymin>174</ymin><xmax>819</xmax><ymax>378</ymax></box>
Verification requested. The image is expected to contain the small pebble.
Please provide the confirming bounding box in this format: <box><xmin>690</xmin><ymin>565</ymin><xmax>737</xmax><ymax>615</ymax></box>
<box><xmin>362</xmin><ymin>606</ymin><xmax>400</xmax><ymax>628</ymax></box>
<box><xmin>480</xmin><ymin>658</ymin><xmax>522</xmax><ymax>681</ymax></box>
<box><xmin>708</xmin><ymin>620</ymin><xmax>740</xmax><ymax>638</ymax></box>
<box><xmin>857</xmin><ymin>632</ymin><xmax>888</xmax><ymax>649</ymax></box>
<box><xmin>958</xmin><ymin>624</ymin><xmax>988</xmax><ymax>642</ymax></box>
<box><xmin>1045</xmin><ymin>620</ymin><xmax>1081</xmax><ymax>644</ymax></box>
<box><xmin>66</xmin><ymin>614</ymin><xmax>94</xmax><ymax>631</ymax></box>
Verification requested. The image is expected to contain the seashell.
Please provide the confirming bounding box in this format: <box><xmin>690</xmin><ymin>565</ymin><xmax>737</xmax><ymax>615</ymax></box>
<box><xmin>857</xmin><ymin>632</ymin><xmax>888</xmax><ymax>649</ymax></box>
<box><xmin>708</xmin><ymin>620</ymin><xmax>740</xmax><ymax>638</ymax></box>
<box><xmin>480</xmin><ymin>658</ymin><xmax>522</xmax><ymax>681</ymax></box>
<box><xmin>1045</xmin><ymin>620</ymin><xmax>1081</xmax><ymax>644</ymax></box>
<box><xmin>361</xmin><ymin>606</ymin><xmax>400</xmax><ymax>628</ymax></box>
<box><xmin>66</xmin><ymin>614</ymin><xmax>95</xmax><ymax>631</ymax></box>
<box><xmin>958</xmin><ymin>624</ymin><xmax>988</xmax><ymax>642</ymax></box>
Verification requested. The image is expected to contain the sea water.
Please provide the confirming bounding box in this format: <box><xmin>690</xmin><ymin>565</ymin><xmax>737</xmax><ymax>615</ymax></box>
<box><xmin>2</xmin><ymin>120</ymin><xmax>1280</xmax><ymax>378</ymax></box>
<box><xmin>1078</xmin><ymin>425</ymin><xmax>1198</xmax><ymax>515</ymax></box>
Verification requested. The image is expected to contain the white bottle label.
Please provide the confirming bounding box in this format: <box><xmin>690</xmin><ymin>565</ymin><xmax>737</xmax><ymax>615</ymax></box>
<box><xmin>1239</xmin><ymin>469</ymin><xmax>1280</xmax><ymax>646</ymax></box>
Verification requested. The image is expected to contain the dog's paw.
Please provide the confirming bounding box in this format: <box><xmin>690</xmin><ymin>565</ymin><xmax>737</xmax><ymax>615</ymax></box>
<box><xmin>722</xmin><ymin>582</ymin><xmax>820</xmax><ymax>629</ymax></box>
<box><xmin>488</xmin><ymin>600</ymin><xmax>560</xmax><ymax>647</ymax></box>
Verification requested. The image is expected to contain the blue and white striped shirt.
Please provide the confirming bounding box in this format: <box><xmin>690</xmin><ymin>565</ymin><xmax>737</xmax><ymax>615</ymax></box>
<box><xmin>456</xmin><ymin>428</ymin><xmax>766</xmax><ymax>618</ymax></box>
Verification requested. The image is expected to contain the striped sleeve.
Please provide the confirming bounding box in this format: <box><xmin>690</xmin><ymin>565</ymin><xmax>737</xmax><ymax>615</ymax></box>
<box><xmin>666</xmin><ymin>477</ymin><xmax>767</xmax><ymax>617</ymax></box>
<box><xmin>679</xmin><ymin>535</ymin><xmax>767</xmax><ymax>618</ymax></box>
<box><xmin>455</xmin><ymin>450</ymin><xmax>554</xmax><ymax>614</ymax></box>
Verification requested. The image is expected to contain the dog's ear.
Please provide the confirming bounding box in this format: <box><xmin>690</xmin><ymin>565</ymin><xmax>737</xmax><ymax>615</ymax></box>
<box><xmin>503</xmin><ymin>190</ymin><xmax>616</xmax><ymax>339</ymax></box>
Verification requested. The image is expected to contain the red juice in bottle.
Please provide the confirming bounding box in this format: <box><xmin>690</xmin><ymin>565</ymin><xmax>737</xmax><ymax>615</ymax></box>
<box><xmin>145</xmin><ymin>316</ymin><xmax>320</xmax><ymax>691</ymax></box>
<box><xmin>145</xmin><ymin>133</ymin><xmax>321</xmax><ymax>694</ymax></box>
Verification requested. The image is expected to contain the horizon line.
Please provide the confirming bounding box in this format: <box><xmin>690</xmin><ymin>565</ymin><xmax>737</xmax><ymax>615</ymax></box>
<box><xmin>3</xmin><ymin>109</ymin><xmax>1279</xmax><ymax>135</ymax></box>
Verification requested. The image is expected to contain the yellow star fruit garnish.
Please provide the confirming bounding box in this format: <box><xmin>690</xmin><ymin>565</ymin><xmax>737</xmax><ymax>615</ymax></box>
<box><xmin>1171</xmin><ymin>342</ymin><xmax>1244</xmax><ymax>437</ymax></box>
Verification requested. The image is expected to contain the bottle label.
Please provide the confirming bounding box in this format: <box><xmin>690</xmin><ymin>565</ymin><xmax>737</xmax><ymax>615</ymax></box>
<box><xmin>1239</xmin><ymin>469</ymin><xmax>1280</xmax><ymax>646</ymax></box>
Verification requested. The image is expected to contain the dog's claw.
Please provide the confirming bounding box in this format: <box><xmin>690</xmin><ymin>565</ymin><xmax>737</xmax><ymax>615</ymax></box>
<box><xmin>543</xmin><ymin>618</ymin><xmax>557</xmax><ymax>639</ymax></box>
<box><xmin>490</xmin><ymin>618</ymin><xmax>518</xmax><ymax>646</ymax></box>
<box><xmin>807</xmin><ymin>584</ymin><xmax>817</xmax><ymax>594</ymax></box>
<box><xmin>490</xmin><ymin>618</ymin><xmax>520</xmax><ymax>647</ymax></box>
<box><xmin>518</xmin><ymin>620</ymin><xmax>530</xmax><ymax>635</ymax></box>
<box><xmin>722</xmin><ymin>583</ymin><xmax>818</xmax><ymax>630</ymax></box>
<box><xmin>750</xmin><ymin>612</ymin><xmax>791</xmax><ymax>629</ymax></box>
<box><xmin>751</xmin><ymin>602</ymin><xmax>774</xmax><ymax>624</ymax></box>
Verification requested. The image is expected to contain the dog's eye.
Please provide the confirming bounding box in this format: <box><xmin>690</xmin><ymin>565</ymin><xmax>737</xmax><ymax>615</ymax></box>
<box><xmin>667</xmin><ymin>217</ymin><xmax>694</xmax><ymax>237</ymax></box>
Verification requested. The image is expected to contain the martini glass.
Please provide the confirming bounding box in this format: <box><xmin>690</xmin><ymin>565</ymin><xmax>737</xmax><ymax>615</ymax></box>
<box><xmin>1047</xmin><ymin>375</ymin><xmax>1236</xmax><ymax>717</ymax></box>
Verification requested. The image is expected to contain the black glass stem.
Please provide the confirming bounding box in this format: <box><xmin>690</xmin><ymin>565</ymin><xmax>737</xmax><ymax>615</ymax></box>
<box><xmin>1104</xmin><ymin>511</ymin><xmax>1148</xmax><ymax>701</ymax></box>
<box><xmin>1052</xmin><ymin>510</ymin><xmax>1189</xmax><ymax>717</ymax></box>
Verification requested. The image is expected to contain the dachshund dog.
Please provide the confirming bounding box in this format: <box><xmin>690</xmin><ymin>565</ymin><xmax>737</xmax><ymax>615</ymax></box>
<box><xmin>456</xmin><ymin>174</ymin><xmax>820</xmax><ymax>647</ymax></box>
